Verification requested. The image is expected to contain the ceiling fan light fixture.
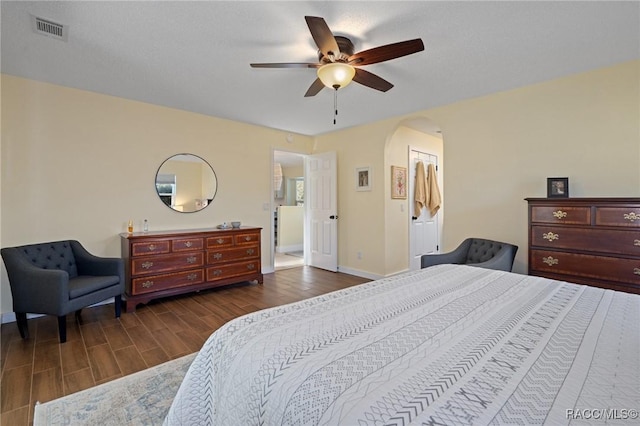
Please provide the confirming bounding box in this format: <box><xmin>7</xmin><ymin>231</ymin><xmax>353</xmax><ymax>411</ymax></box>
<box><xmin>317</xmin><ymin>63</ymin><xmax>356</xmax><ymax>89</ymax></box>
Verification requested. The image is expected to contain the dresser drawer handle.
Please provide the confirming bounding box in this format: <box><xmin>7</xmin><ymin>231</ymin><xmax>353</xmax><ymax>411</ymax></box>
<box><xmin>187</xmin><ymin>273</ymin><xmax>198</xmax><ymax>281</ymax></box>
<box><xmin>142</xmin><ymin>280</ymin><xmax>154</xmax><ymax>288</ymax></box>
<box><xmin>186</xmin><ymin>256</ymin><xmax>197</xmax><ymax>264</ymax></box>
<box><xmin>246</xmin><ymin>249</ymin><xmax>255</xmax><ymax>255</ymax></box>
<box><xmin>247</xmin><ymin>263</ymin><xmax>255</xmax><ymax>270</ymax></box>
<box><xmin>552</xmin><ymin>210</ymin><xmax>567</xmax><ymax>219</ymax></box>
<box><xmin>542</xmin><ymin>232</ymin><xmax>559</xmax><ymax>242</ymax></box>
<box><xmin>184</xmin><ymin>241</ymin><xmax>193</xmax><ymax>248</ymax></box>
<box><xmin>212</xmin><ymin>269</ymin><xmax>222</xmax><ymax>277</ymax></box>
<box><xmin>623</xmin><ymin>212</ymin><xmax>640</xmax><ymax>222</ymax></box>
<box><xmin>634</xmin><ymin>268</ymin><xmax>640</xmax><ymax>276</ymax></box>
<box><xmin>216</xmin><ymin>238</ymin><xmax>225</xmax><ymax>244</ymax></box>
<box><xmin>141</xmin><ymin>261</ymin><xmax>154</xmax><ymax>269</ymax></box>
<box><xmin>213</xmin><ymin>253</ymin><xmax>223</xmax><ymax>260</ymax></box>
<box><xmin>147</xmin><ymin>244</ymin><xmax>157</xmax><ymax>251</ymax></box>
<box><xmin>245</xmin><ymin>236</ymin><xmax>252</xmax><ymax>242</ymax></box>
<box><xmin>542</xmin><ymin>256</ymin><xmax>559</xmax><ymax>266</ymax></box>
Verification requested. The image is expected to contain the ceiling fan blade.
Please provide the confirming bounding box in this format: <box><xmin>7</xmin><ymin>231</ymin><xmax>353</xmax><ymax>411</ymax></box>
<box><xmin>353</xmin><ymin>68</ymin><xmax>394</xmax><ymax>92</ymax></box>
<box><xmin>349</xmin><ymin>38</ymin><xmax>424</xmax><ymax>66</ymax></box>
<box><xmin>305</xmin><ymin>16</ymin><xmax>340</xmax><ymax>58</ymax></box>
<box><xmin>304</xmin><ymin>78</ymin><xmax>326</xmax><ymax>97</ymax></box>
<box><xmin>250</xmin><ymin>63</ymin><xmax>320</xmax><ymax>69</ymax></box>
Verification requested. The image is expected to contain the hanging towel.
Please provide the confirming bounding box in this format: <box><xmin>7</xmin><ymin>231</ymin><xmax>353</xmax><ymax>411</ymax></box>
<box><xmin>427</xmin><ymin>163</ymin><xmax>441</xmax><ymax>216</ymax></box>
<box><xmin>414</xmin><ymin>161</ymin><xmax>427</xmax><ymax>218</ymax></box>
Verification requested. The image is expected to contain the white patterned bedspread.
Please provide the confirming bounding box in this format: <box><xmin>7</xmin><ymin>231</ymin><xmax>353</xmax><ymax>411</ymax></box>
<box><xmin>165</xmin><ymin>265</ymin><xmax>640</xmax><ymax>425</ymax></box>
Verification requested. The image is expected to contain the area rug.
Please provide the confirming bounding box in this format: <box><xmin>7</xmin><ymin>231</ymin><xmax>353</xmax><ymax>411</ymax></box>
<box><xmin>33</xmin><ymin>353</ymin><xmax>196</xmax><ymax>426</ymax></box>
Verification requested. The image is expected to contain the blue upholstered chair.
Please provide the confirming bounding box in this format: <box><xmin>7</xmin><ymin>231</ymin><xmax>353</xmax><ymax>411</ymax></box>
<box><xmin>421</xmin><ymin>238</ymin><xmax>518</xmax><ymax>272</ymax></box>
<box><xmin>1</xmin><ymin>240</ymin><xmax>124</xmax><ymax>343</ymax></box>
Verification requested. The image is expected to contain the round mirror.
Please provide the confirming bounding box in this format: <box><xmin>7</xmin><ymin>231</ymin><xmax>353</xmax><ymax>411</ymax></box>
<box><xmin>155</xmin><ymin>154</ymin><xmax>217</xmax><ymax>213</ymax></box>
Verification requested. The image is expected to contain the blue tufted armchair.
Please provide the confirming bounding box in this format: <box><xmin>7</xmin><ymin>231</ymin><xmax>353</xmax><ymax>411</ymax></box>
<box><xmin>421</xmin><ymin>238</ymin><xmax>518</xmax><ymax>272</ymax></box>
<box><xmin>1</xmin><ymin>240</ymin><xmax>124</xmax><ymax>343</ymax></box>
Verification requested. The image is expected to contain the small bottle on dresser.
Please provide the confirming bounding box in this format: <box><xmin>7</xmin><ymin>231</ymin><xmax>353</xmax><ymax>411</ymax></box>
<box><xmin>143</xmin><ymin>219</ymin><xmax>149</xmax><ymax>232</ymax></box>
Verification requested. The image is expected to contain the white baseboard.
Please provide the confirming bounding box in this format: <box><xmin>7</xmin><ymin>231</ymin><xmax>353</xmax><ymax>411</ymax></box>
<box><xmin>276</xmin><ymin>244</ymin><xmax>303</xmax><ymax>253</ymax></box>
<box><xmin>336</xmin><ymin>266</ymin><xmax>384</xmax><ymax>281</ymax></box>
<box><xmin>386</xmin><ymin>268</ymin><xmax>411</xmax><ymax>277</ymax></box>
<box><xmin>1</xmin><ymin>298</ymin><xmax>116</xmax><ymax>324</ymax></box>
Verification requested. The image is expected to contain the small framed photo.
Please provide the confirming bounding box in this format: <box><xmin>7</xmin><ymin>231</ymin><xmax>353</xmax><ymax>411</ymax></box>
<box><xmin>547</xmin><ymin>177</ymin><xmax>569</xmax><ymax>198</ymax></box>
<box><xmin>356</xmin><ymin>166</ymin><xmax>371</xmax><ymax>191</ymax></box>
<box><xmin>391</xmin><ymin>166</ymin><xmax>407</xmax><ymax>199</ymax></box>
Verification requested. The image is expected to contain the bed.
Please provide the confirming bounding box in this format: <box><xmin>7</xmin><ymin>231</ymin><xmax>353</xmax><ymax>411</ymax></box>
<box><xmin>165</xmin><ymin>264</ymin><xmax>639</xmax><ymax>425</ymax></box>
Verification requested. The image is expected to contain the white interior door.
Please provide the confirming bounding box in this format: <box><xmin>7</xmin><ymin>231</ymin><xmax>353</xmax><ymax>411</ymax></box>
<box><xmin>306</xmin><ymin>151</ymin><xmax>338</xmax><ymax>272</ymax></box>
<box><xmin>409</xmin><ymin>150</ymin><xmax>440</xmax><ymax>270</ymax></box>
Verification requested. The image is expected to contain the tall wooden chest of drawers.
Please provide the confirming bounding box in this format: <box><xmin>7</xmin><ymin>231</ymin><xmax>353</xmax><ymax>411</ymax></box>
<box><xmin>526</xmin><ymin>198</ymin><xmax>640</xmax><ymax>294</ymax></box>
<box><xmin>121</xmin><ymin>227</ymin><xmax>263</xmax><ymax>311</ymax></box>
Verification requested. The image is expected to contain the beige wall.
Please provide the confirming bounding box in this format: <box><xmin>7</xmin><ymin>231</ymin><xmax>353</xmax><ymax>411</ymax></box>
<box><xmin>313</xmin><ymin>121</ymin><xmax>391</xmax><ymax>277</ymax></box>
<box><xmin>2</xmin><ymin>60</ymin><xmax>638</xmax><ymax>315</ymax></box>
<box><xmin>276</xmin><ymin>205</ymin><xmax>304</xmax><ymax>251</ymax></box>
<box><xmin>314</xmin><ymin>60</ymin><xmax>639</xmax><ymax>276</ymax></box>
<box><xmin>0</xmin><ymin>75</ymin><xmax>314</xmax><ymax>315</ymax></box>
<box><xmin>426</xmin><ymin>60</ymin><xmax>639</xmax><ymax>272</ymax></box>
<box><xmin>313</xmin><ymin>120</ymin><xmax>445</xmax><ymax>278</ymax></box>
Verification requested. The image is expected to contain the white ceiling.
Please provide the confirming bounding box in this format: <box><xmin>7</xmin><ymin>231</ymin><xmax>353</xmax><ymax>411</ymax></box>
<box><xmin>2</xmin><ymin>1</ymin><xmax>638</xmax><ymax>136</ymax></box>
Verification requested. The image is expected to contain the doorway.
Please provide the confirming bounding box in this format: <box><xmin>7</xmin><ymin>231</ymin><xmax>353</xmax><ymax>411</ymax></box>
<box><xmin>409</xmin><ymin>149</ymin><xmax>441</xmax><ymax>270</ymax></box>
<box><xmin>273</xmin><ymin>150</ymin><xmax>306</xmax><ymax>270</ymax></box>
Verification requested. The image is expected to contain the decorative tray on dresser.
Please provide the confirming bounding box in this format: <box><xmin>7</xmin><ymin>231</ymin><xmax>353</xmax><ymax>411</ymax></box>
<box><xmin>526</xmin><ymin>198</ymin><xmax>640</xmax><ymax>294</ymax></box>
<box><xmin>120</xmin><ymin>227</ymin><xmax>263</xmax><ymax>312</ymax></box>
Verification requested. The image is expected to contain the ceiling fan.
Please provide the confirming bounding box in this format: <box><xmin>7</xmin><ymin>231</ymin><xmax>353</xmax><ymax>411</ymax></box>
<box><xmin>250</xmin><ymin>16</ymin><xmax>425</xmax><ymax>97</ymax></box>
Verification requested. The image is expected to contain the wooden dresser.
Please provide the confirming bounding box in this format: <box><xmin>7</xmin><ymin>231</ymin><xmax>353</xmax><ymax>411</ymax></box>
<box><xmin>120</xmin><ymin>227</ymin><xmax>263</xmax><ymax>311</ymax></box>
<box><xmin>526</xmin><ymin>198</ymin><xmax>640</xmax><ymax>294</ymax></box>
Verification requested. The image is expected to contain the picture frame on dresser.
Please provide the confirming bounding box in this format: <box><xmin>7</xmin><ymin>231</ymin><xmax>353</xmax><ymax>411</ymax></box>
<box><xmin>547</xmin><ymin>177</ymin><xmax>569</xmax><ymax>198</ymax></box>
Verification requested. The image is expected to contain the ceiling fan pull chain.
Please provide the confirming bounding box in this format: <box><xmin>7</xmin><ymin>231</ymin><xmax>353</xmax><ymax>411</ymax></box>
<box><xmin>333</xmin><ymin>85</ymin><xmax>339</xmax><ymax>125</ymax></box>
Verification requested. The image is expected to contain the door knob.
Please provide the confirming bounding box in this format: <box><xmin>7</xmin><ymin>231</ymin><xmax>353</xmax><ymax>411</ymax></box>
<box><xmin>412</xmin><ymin>216</ymin><xmax>418</xmax><ymax>220</ymax></box>
<box><xmin>330</xmin><ymin>215</ymin><xmax>339</xmax><ymax>219</ymax></box>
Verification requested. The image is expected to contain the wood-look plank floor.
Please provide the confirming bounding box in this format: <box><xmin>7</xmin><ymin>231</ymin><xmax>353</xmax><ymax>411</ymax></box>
<box><xmin>0</xmin><ymin>266</ymin><xmax>369</xmax><ymax>426</ymax></box>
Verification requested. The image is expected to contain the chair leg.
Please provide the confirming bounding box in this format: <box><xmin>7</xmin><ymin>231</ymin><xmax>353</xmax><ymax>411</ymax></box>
<box><xmin>15</xmin><ymin>312</ymin><xmax>29</xmax><ymax>339</ymax></box>
<box><xmin>57</xmin><ymin>315</ymin><xmax>67</xmax><ymax>343</ymax></box>
<box><xmin>114</xmin><ymin>295</ymin><xmax>122</xmax><ymax>318</ymax></box>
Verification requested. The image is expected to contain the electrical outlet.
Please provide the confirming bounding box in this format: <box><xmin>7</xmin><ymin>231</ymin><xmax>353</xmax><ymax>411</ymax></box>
<box><xmin>357</xmin><ymin>251</ymin><xmax>362</xmax><ymax>260</ymax></box>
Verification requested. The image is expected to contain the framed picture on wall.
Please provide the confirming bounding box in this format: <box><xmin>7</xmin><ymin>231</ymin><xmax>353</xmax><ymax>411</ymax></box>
<box><xmin>391</xmin><ymin>166</ymin><xmax>407</xmax><ymax>199</ymax></box>
<box><xmin>547</xmin><ymin>177</ymin><xmax>569</xmax><ymax>198</ymax></box>
<box><xmin>356</xmin><ymin>167</ymin><xmax>371</xmax><ymax>191</ymax></box>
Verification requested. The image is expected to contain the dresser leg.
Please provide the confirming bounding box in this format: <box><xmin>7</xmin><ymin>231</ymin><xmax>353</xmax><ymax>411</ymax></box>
<box><xmin>124</xmin><ymin>298</ymin><xmax>137</xmax><ymax>313</ymax></box>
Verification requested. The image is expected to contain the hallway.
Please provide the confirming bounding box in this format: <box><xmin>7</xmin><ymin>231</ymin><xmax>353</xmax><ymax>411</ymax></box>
<box><xmin>274</xmin><ymin>251</ymin><xmax>304</xmax><ymax>270</ymax></box>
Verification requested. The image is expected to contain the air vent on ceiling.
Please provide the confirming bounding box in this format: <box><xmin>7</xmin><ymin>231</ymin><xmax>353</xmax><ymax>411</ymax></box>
<box><xmin>31</xmin><ymin>15</ymin><xmax>67</xmax><ymax>41</ymax></box>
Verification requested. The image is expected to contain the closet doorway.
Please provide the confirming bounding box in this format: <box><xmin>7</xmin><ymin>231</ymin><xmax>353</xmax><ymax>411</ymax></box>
<box><xmin>273</xmin><ymin>150</ymin><xmax>306</xmax><ymax>270</ymax></box>
<box><xmin>409</xmin><ymin>149</ymin><xmax>440</xmax><ymax>270</ymax></box>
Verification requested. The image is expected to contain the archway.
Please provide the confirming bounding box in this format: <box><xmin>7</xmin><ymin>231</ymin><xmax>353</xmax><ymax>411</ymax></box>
<box><xmin>383</xmin><ymin>116</ymin><xmax>444</xmax><ymax>274</ymax></box>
